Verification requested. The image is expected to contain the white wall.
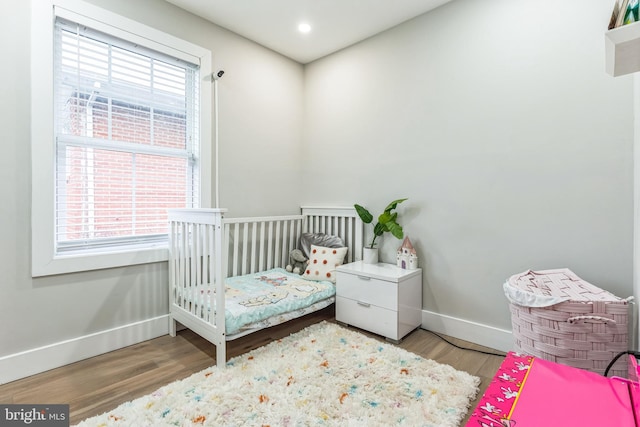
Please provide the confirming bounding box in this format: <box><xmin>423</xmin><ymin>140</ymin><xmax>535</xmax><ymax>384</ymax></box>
<box><xmin>303</xmin><ymin>0</ymin><xmax>635</xmax><ymax>345</ymax></box>
<box><xmin>0</xmin><ymin>0</ymin><xmax>304</xmax><ymax>383</ymax></box>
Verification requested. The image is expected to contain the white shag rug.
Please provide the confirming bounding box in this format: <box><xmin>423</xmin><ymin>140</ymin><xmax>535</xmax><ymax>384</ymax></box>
<box><xmin>76</xmin><ymin>322</ymin><xmax>480</xmax><ymax>427</ymax></box>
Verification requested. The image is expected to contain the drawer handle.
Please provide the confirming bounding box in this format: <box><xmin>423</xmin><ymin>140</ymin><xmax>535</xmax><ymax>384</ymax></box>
<box><xmin>357</xmin><ymin>275</ymin><xmax>371</xmax><ymax>281</ymax></box>
<box><xmin>357</xmin><ymin>301</ymin><xmax>371</xmax><ymax>308</ymax></box>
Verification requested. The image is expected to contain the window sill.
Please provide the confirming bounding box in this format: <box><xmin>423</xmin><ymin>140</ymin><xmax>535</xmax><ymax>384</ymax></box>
<box><xmin>32</xmin><ymin>245</ymin><xmax>169</xmax><ymax>277</ymax></box>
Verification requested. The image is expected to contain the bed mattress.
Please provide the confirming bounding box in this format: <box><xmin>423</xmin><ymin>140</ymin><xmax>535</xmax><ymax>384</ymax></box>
<box><xmin>175</xmin><ymin>268</ymin><xmax>335</xmax><ymax>335</ymax></box>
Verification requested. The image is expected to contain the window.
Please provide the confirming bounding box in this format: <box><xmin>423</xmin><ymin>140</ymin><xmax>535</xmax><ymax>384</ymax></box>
<box><xmin>54</xmin><ymin>18</ymin><xmax>199</xmax><ymax>253</ymax></box>
<box><xmin>32</xmin><ymin>0</ymin><xmax>212</xmax><ymax>276</ymax></box>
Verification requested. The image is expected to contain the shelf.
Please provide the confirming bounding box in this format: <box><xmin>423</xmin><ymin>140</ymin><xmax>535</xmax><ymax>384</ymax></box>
<box><xmin>606</xmin><ymin>21</ymin><xmax>640</xmax><ymax>77</ymax></box>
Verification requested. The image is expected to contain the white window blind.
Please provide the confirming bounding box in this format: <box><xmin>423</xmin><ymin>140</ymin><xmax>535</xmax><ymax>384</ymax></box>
<box><xmin>53</xmin><ymin>17</ymin><xmax>200</xmax><ymax>254</ymax></box>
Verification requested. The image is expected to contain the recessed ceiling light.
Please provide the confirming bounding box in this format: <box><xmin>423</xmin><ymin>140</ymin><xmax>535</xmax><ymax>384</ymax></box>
<box><xmin>298</xmin><ymin>23</ymin><xmax>311</xmax><ymax>33</ymax></box>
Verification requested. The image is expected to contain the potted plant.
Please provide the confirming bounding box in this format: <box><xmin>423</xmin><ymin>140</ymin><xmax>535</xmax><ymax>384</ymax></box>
<box><xmin>354</xmin><ymin>198</ymin><xmax>407</xmax><ymax>264</ymax></box>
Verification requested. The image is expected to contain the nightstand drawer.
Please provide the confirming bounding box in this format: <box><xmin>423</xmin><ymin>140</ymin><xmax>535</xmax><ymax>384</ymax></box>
<box><xmin>336</xmin><ymin>296</ymin><xmax>398</xmax><ymax>339</ymax></box>
<box><xmin>335</xmin><ymin>271</ymin><xmax>397</xmax><ymax>310</ymax></box>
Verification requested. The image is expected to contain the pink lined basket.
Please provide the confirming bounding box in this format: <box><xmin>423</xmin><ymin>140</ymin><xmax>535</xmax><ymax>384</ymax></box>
<box><xmin>505</xmin><ymin>268</ymin><xmax>633</xmax><ymax>378</ymax></box>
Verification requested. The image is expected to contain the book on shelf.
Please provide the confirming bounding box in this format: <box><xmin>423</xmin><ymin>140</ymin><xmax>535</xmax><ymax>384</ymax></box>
<box><xmin>609</xmin><ymin>0</ymin><xmax>623</xmax><ymax>29</ymax></box>
<box><xmin>610</xmin><ymin>0</ymin><xmax>640</xmax><ymax>29</ymax></box>
<box><xmin>626</xmin><ymin>0</ymin><xmax>640</xmax><ymax>25</ymax></box>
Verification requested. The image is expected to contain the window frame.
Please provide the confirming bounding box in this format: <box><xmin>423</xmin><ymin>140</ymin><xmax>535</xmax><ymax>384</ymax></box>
<box><xmin>31</xmin><ymin>0</ymin><xmax>212</xmax><ymax>277</ymax></box>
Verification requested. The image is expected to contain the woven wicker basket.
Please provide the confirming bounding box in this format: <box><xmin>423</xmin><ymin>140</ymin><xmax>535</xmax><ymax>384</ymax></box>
<box><xmin>505</xmin><ymin>268</ymin><xmax>633</xmax><ymax>378</ymax></box>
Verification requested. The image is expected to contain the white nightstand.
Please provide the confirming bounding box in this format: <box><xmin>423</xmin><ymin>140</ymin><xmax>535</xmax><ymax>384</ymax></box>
<box><xmin>335</xmin><ymin>261</ymin><xmax>422</xmax><ymax>342</ymax></box>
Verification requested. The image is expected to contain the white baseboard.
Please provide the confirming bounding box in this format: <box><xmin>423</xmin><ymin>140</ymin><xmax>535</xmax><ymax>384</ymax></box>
<box><xmin>0</xmin><ymin>315</ymin><xmax>169</xmax><ymax>385</ymax></box>
<box><xmin>1</xmin><ymin>311</ymin><xmax>509</xmax><ymax>385</ymax></box>
<box><xmin>421</xmin><ymin>309</ymin><xmax>513</xmax><ymax>354</ymax></box>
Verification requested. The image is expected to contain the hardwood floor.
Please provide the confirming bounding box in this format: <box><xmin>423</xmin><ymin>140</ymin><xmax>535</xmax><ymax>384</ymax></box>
<box><xmin>0</xmin><ymin>306</ymin><xmax>505</xmax><ymax>425</ymax></box>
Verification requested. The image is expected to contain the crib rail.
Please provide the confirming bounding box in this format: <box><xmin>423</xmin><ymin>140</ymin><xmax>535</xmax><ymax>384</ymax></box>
<box><xmin>223</xmin><ymin>207</ymin><xmax>363</xmax><ymax>276</ymax></box>
<box><xmin>223</xmin><ymin>215</ymin><xmax>304</xmax><ymax>277</ymax></box>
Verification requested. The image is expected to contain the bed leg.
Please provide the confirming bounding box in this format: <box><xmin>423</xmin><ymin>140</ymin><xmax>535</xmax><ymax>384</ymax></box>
<box><xmin>169</xmin><ymin>317</ymin><xmax>177</xmax><ymax>337</ymax></box>
<box><xmin>216</xmin><ymin>343</ymin><xmax>226</xmax><ymax>369</ymax></box>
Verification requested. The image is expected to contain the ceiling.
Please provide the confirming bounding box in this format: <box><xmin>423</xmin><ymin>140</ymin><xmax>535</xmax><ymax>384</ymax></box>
<box><xmin>165</xmin><ymin>0</ymin><xmax>452</xmax><ymax>64</ymax></box>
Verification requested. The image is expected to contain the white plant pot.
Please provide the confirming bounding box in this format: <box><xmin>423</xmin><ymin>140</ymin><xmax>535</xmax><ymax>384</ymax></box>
<box><xmin>363</xmin><ymin>247</ymin><xmax>379</xmax><ymax>264</ymax></box>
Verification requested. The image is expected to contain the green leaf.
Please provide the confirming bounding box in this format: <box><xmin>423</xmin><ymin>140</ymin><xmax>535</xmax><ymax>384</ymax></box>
<box><xmin>378</xmin><ymin>212</ymin><xmax>393</xmax><ymax>225</ymax></box>
<box><xmin>354</xmin><ymin>204</ymin><xmax>373</xmax><ymax>224</ymax></box>
<box><xmin>386</xmin><ymin>222</ymin><xmax>404</xmax><ymax>239</ymax></box>
<box><xmin>373</xmin><ymin>222</ymin><xmax>386</xmax><ymax>237</ymax></box>
<box><xmin>383</xmin><ymin>198</ymin><xmax>408</xmax><ymax>214</ymax></box>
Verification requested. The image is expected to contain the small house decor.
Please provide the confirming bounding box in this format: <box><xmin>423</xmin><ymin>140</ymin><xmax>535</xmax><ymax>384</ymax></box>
<box><xmin>397</xmin><ymin>236</ymin><xmax>418</xmax><ymax>270</ymax></box>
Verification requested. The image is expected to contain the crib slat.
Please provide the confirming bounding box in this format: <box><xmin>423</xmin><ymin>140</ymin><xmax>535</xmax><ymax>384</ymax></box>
<box><xmin>198</xmin><ymin>223</ymin><xmax>205</xmax><ymax>318</ymax></box>
<box><xmin>194</xmin><ymin>223</ymin><xmax>201</xmax><ymax>316</ymax></box>
<box><xmin>232</xmin><ymin>224</ymin><xmax>240</xmax><ymax>277</ymax></box>
<box><xmin>169</xmin><ymin>222</ymin><xmax>178</xmax><ymax>313</ymax></box>
<box><xmin>280</xmin><ymin>221</ymin><xmax>288</xmax><ymax>268</ymax></box>
<box><xmin>264</xmin><ymin>221</ymin><xmax>273</xmax><ymax>270</ymax></box>
<box><xmin>286</xmin><ymin>220</ymin><xmax>293</xmax><ymax>266</ymax></box>
<box><xmin>257</xmin><ymin>222</ymin><xmax>263</xmax><ymax>272</ymax></box>
<box><xmin>187</xmin><ymin>222</ymin><xmax>192</xmax><ymax>310</ymax></box>
<box><xmin>195</xmin><ymin>223</ymin><xmax>202</xmax><ymax>317</ymax></box>
<box><xmin>259</xmin><ymin>222</ymin><xmax>265</xmax><ymax>270</ymax></box>
<box><xmin>180</xmin><ymin>222</ymin><xmax>187</xmax><ymax>310</ymax></box>
<box><xmin>250</xmin><ymin>223</ymin><xmax>258</xmax><ymax>274</ymax></box>
<box><xmin>189</xmin><ymin>223</ymin><xmax>197</xmax><ymax>316</ymax></box>
<box><xmin>345</xmin><ymin>219</ymin><xmax>352</xmax><ymax>262</ymax></box>
<box><xmin>205</xmin><ymin>223</ymin><xmax>214</xmax><ymax>323</ymax></box>
<box><xmin>274</xmin><ymin>221</ymin><xmax>281</xmax><ymax>270</ymax></box>
<box><xmin>168</xmin><ymin>222</ymin><xmax>175</xmax><ymax>312</ymax></box>
<box><xmin>201</xmin><ymin>223</ymin><xmax>208</xmax><ymax>324</ymax></box>
<box><xmin>180</xmin><ymin>222</ymin><xmax>188</xmax><ymax>311</ymax></box>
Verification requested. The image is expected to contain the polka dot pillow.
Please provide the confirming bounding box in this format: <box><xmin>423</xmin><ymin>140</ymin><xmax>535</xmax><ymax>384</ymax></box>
<box><xmin>302</xmin><ymin>245</ymin><xmax>348</xmax><ymax>283</ymax></box>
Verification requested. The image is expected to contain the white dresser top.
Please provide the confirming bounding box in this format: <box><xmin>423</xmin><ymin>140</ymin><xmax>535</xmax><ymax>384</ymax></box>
<box><xmin>336</xmin><ymin>261</ymin><xmax>421</xmax><ymax>281</ymax></box>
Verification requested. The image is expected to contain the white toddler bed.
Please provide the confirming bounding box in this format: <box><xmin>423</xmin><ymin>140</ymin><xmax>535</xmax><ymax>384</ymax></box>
<box><xmin>168</xmin><ymin>206</ymin><xmax>363</xmax><ymax>368</ymax></box>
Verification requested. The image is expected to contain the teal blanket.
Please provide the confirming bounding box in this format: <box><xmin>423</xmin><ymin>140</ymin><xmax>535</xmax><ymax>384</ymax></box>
<box><xmin>223</xmin><ymin>268</ymin><xmax>334</xmax><ymax>335</ymax></box>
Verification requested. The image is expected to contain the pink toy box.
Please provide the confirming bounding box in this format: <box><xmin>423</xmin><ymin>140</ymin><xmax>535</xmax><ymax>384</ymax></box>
<box><xmin>466</xmin><ymin>351</ymin><xmax>640</xmax><ymax>427</ymax></box>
